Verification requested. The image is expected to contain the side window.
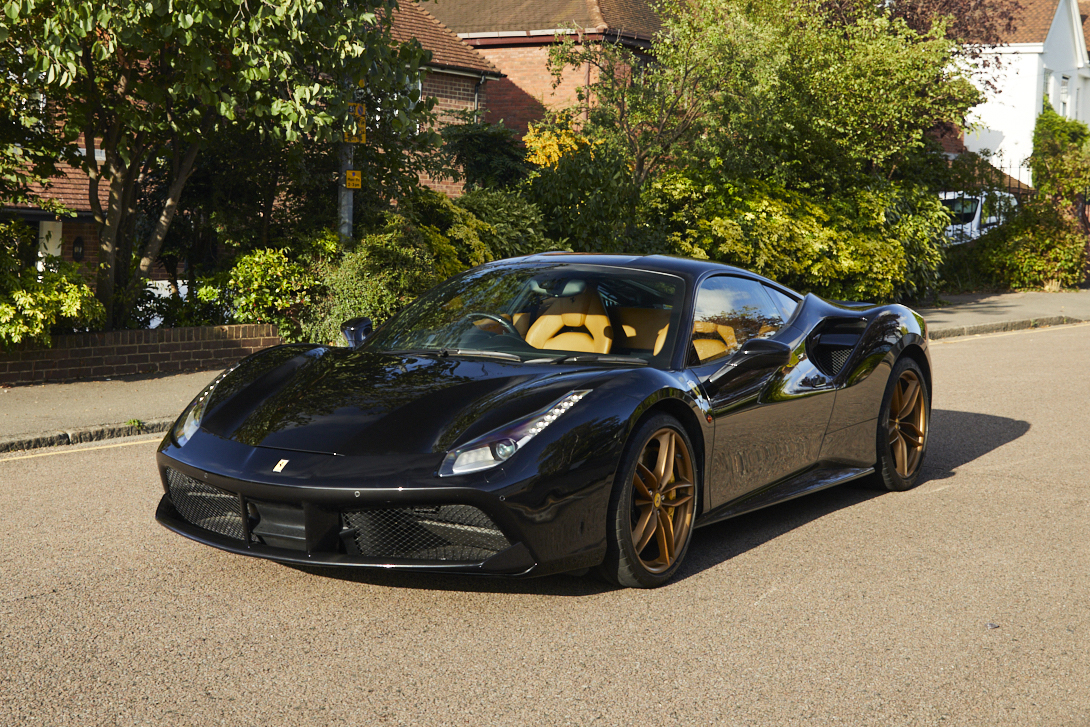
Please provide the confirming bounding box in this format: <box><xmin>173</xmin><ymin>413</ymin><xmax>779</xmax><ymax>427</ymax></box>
<box><xmin>690</xmin><ymin>276</ymin><xmax>786</xmax><ymax>365</ymax></box>
<box><xmin>764</xmin><ymin>286</ymin><xmax>799</xmax><ymax>321</ymax></box>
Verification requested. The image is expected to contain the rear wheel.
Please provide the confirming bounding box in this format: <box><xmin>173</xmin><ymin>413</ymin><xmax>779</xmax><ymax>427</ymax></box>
<box><xmin>875</xmin><ymin>357</ymin><xmax>930</xmax><ymax>491</ymax></box>
<box><xmin>599</xmin><ymin>414</ymin><xmax>698</xmax><ymax>588</ymax></box>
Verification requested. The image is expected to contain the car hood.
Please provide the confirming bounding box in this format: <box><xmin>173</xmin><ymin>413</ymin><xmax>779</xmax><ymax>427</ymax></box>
<box><xmin>199</xmin><ymin>346</ymin><xmax>610</xmax><ymax>456</ymax></box>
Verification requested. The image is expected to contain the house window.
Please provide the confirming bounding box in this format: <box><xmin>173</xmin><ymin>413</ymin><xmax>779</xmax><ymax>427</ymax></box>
<box><xmin>1044</xmin><ymin>69</ymin><xmax>1053</xmax><ymax>107</ymax></box>
<box><xmin>1061</xmin><ymin>76</ymin><xmax>1070</xmax><ymax>117</ymax></box>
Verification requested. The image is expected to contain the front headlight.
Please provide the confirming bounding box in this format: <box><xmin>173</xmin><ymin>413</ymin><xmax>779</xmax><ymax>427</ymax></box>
<box><xmin>172</xmin><ymin>364</ymin><xmax>240</xmax><ymax>447</ymax></box>
<box><xmin>439</xmin><ymin>390</ymin><xmax>590</xmax><ymax>477</ymax></box>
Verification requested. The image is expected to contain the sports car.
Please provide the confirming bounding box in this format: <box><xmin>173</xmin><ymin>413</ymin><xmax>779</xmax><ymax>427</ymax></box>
<box><xmin>155</xmin><ymin>253</ymin><xmax>931</xmax><ymax>587</ymax></box>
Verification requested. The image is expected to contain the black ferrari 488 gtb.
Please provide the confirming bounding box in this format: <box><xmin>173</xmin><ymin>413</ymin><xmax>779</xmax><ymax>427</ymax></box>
<box><xmin>156</xmin><ymin>254</ymin><xmax>930</xmax><ymax>587</ymax></box>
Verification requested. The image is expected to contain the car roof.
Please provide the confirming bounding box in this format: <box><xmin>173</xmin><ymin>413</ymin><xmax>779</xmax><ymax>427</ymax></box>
<box><xmin>493</xmin><ymin>252</ymin><xmax>757</xmax><ymax>282</ymax></box>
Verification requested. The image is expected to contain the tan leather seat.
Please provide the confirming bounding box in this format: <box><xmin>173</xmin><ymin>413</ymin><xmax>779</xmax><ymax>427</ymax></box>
<box><xmin>614</xmin><ymin>308</ymin><xmax>671</xmax><ymax>355</ymax></box>
<box><xmin>525</xmin><ymin>287</ymin><xmax>612</xmax><ymax>353</ymax></box>
<box><xmin>691</xmin><ymin>321</ymin><xmax>738</xmax><ymax>363</ymax></box>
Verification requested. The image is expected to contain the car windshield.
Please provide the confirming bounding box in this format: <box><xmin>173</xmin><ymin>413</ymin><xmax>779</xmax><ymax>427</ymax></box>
<box><xmin>941</xmin><ymin>197</ymin><xmax>979</xmax><ymax>225</ymax></box>
<box><xmin>365</xmin><ymin>263</ymin><xmax>686</xmax><ymax>366</ymax></box>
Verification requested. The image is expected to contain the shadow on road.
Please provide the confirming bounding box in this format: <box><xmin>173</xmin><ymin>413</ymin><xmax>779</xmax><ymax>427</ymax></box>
<box><xmin>676</xmin><ymin>484</ymin><xmax>882</xmax><ymax>583</ymax></box>
<box><xmin>922</xmin><ymin>409</ymin><xmax>1031</xmax><ymax>480</ymax></box>
<box><xmin>291</xmin><ymin>409</ymin><xmax>1030</xmax><ymax>594</ymax></box>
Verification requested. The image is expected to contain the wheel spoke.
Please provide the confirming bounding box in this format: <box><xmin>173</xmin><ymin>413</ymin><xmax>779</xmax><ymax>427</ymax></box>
<box><xmin>632</xmin><ymin>506</ymin><xmax>657</xmax><ymax>553</ymax></box>
<box><xmin>906</xmin><ymin>446</ymin><xmax>921</xmax><ymax>475</ymax></box>
<box><xmin>892</xmin><ymin>430</ymin><xmax>908</xmax><ymax>476</ymax></box>
<box><xmin>897</xmin><ymin>378</ymin><xmax>919</xmax><ymax>421</ymax></box>
<box><xmin>656</xmin><ymin>509</ymin><xmax>675</xmax><ymax>563</ymax></box>
<box><xmin>654</xmin><ymin>432</ymin><xmax>675</xmax><ymax>487</ymax></box>
<box><xmin>634</xmin><ymin>463</ymin><xmax>655</xmax><ymax>499</ymax></box>
<box><xmin>661</xmin><ymin>479</ymin><xmax>693</xmax><ymax>498</ymax></box>
<box><xmin>890</xmin><ymin>382</ymin><xmax>902</xmax><ymax>418</ymax></box>
<box><xmin>899</xmin><ymin>421</ymin><xmax>924</xmax><ymax>447</ymax></box>
<box><xmin>663</xmin><ymin>494</ymin><xmax>693</xmax><ymax>508</ymax></box>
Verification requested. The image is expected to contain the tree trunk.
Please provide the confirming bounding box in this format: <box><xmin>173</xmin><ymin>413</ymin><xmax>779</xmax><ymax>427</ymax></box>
<box><xmin>117</xmin><ymin>140</ymin><xmax>202</xmax><ymax>323</ymax></box>
<box><xmin>94</xmin><ymin>172</ymin><xmax>128</xmax><ymax>328</ymax></box>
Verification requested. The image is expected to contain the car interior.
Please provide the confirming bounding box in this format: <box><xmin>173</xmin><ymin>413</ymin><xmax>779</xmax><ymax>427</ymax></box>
<box><xmin>469</xmin><ymin>277</ymin><xmax>674</xmax><ymax>357</ymax></box>
<box><xmin>466</xmin><ymin>275</ymin><xmax>789</xmax><ymax>364</ymax></box>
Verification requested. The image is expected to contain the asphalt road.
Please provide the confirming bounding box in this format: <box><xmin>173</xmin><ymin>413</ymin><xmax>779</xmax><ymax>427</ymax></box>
<box><xmin>2</xmin><ymin>324</ymin><xmax>1088</xmax><ymax>726</ymax></box>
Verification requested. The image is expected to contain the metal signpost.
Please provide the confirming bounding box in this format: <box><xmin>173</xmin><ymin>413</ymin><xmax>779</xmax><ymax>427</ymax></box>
<box><xmin>338</xmin><ymin>96</ymin><xmax>367</xmax><ymax>241</ymax></box>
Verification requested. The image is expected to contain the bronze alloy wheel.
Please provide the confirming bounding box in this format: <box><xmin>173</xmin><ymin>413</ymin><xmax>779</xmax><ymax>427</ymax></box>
<box><xmin>630</xmin><ymin>428</ymin><xmax>696</xmax><ymax>574</ymax></box>
<box><xmin>887</xmin><ymin>369</ymin><xmax>927</xmax><ymax>478</ymax></box>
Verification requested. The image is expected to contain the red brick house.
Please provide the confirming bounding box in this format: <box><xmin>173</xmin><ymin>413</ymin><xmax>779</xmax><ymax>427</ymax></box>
<box><xmin>4</xmin><ymin>3</ymin><xmax>500</xmax><ymax>265</ymax></box>
<box><xmin>7</xmin><ymin>153</ymin><xmax>107</xmax><ymax>272</ymax></box>
<box><xmin>426</xmin><ymin>0</ymin><xmax>659</xmax><ymax>136</ymax></box>
<box><xmin>390</xmin><ymin>3</ymin><xmax>504</xmax><ymax>194</ymax></box>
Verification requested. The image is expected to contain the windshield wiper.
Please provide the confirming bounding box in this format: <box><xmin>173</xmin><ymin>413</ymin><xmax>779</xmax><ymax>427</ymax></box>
<box><xmin>551</xmin><ymin>354</ymin><xmax>648</xmax><ymax>366</ymax></box>
<box><xmin>439</xmin><ymin>348</ymin><xmax>522</xmax><ymax>362</ymax></box>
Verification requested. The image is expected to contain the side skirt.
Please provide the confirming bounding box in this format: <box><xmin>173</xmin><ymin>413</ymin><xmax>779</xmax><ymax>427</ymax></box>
<box><xmin>695</xmin><ymin>465</ymin><xmax>874</xmax><ymax>528</ymax></box>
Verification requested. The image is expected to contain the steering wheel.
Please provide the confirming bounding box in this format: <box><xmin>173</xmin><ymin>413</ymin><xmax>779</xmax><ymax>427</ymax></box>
<box><xmin>459</xmin><ymin>312</ymin><xmax>521</xmax><ymax>337</ymax></box>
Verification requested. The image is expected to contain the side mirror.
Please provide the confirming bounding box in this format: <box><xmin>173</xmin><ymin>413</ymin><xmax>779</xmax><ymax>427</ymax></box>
<box><xmin>707</xmin><ymin>338</ymin><xmax>791</xmax><ymax>391</ymax></box>
<box><xmin>341</xmin><ymin>317</ymin><xmax>373</xmax><ymax>348</ymax></box>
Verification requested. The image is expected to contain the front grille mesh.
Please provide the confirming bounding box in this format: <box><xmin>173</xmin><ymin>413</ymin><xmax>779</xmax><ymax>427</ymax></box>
<box><xmin>166</xmin><ymin>468</ymin><xmax>246</xmax><ymax>541</ymax></box>
<box><xmin>342</xmin><ymin>505</ymin><xmax>510</xmax><ymax>562</ymax></box>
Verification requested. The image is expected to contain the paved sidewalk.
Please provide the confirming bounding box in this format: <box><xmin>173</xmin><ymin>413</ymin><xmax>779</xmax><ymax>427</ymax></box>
<box><xmin>0</xmin><ymin>369</ymin><xmax>221</xmax><ymax>452</ymax></box>
<box><xmin>920</xmin><ymin>289</ymin><xmax>1090</xmax><ymax>338</ymax></box>
<box><xmin>2</xmin><ymin>289</ymin><xmax>1089</xmax><ymax>452</ymax></box>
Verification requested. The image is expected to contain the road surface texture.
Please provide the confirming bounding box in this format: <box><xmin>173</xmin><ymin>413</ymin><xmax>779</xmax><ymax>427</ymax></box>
<box><xmin>2</xmin><ymin>324</ymin><xmax>1088</xmax><ymax>726</ymax></box>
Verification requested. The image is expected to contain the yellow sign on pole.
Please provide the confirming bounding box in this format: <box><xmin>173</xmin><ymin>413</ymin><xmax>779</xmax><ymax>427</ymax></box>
<box><xmin>345</xmin><ymin>102</ymin><xmax>366</xmax><ymax>144</ymax></box>
<box><xmin>345</xmin><ymin>170</ymin><xmax>362</xmax><ymax>189</ymax></box>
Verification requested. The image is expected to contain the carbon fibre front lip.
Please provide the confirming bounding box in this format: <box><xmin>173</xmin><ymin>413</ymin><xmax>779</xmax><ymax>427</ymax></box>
<box><xmin>154</xmin><ymin>494</ymin><xmax>537</xmax><ymax>575</ymax></box>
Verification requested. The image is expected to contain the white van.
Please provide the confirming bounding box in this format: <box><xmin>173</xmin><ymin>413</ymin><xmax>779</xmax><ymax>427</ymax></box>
<box><xmin>939</xmin><ymin>191</ymin><xmax>1017</xmax><ymax>244</ymax></box>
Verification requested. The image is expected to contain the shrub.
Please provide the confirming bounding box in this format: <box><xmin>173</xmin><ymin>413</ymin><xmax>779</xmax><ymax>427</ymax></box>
<box><xmin>641</xmin><ymin>171</ymin><xmax>945</xmax><ymax>302</ymax></box>
<box><xmin>941</xmin><ymin>198</ymin><xmax>1087</xmax><ymax>291</ymax></box>
<box><xmin>439</xmin><ymin>115</ymin><xmax>531</xmax><ymax>189</ymax></box>
<box><xmin>212</xmin><ymin>248</ymin><xmax>318</xmax><ymax>342</ymax></box>
<box><xmin>523</xmin><ymin>117</ymin><xmax>642</xmax><ymax>252</ymax></box>
<box><xmin>301</xmin><ymin>215</ymin><xmax>456</xmax><ymax>345</ymax></box>
<box><xmin>0</xmin><ymin>218</ymin><xmax>104</xmax><ymax>348</ymax></box>
<box><xmin>143</xmin><ymin>283</ymin><xmax>233</xmax><ymax>328</ymax></box>
<box><xmin>454</xmin><ymin>188</ymin><xmax>556</xmax><ymax>259</ymax></box>
<box><xmin>400</xmin><ymin>188</ymin><xmax>493</xmax><ymax>276</ymax></box>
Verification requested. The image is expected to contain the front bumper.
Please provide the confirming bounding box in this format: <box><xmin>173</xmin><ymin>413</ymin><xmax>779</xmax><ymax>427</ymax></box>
<box><xmin>154</xmin><ymin>430</ymin><xmax>613</xmax><ymax>577</ymax></box>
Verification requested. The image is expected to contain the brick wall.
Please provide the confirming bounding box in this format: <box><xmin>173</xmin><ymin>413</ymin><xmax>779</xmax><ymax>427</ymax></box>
<box><xmin>420</xmin><ymin>70</ymin><xmax>486</xmax><ymax>197</ymax></box>
<box><xmin>0</xmin><ymin>324</ymin><xmax>281</xmax><ymax>386</ymax></box>
<box><xmin>474</xmin><ymin>44</ymin><xmax>586</xmax><ymax>137</ymax></box>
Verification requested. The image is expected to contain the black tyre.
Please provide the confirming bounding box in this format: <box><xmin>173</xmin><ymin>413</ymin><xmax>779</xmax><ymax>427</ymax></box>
<box><xmin>875</xmin><ymin>357</ymin><xmax>930</xmax><ymax>491</ymax></box>
<box><xmin>599</xmin><ymin>413</ymin><xmax>698</xmax><ymax>588</ymax></box>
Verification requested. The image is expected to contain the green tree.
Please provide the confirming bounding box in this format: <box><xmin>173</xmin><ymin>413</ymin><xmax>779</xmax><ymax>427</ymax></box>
<box><xmin>0</xmin><ymin>0</ymin><xmax>435</xmax><ymax>326</ymax></box>
<box><xmin>548</xmin><ymin>0</ymin><xmax>769</xmax><ymax>188</ymax></box>
<box><xmin>439</xmin><ymin>113</ymin><xmax>531</xmax><ymax>190</ymax></box>
<box><xmin>544</xmin><ymin>0</ymin><xmax>979</xmax><ymax>300</ymax></box>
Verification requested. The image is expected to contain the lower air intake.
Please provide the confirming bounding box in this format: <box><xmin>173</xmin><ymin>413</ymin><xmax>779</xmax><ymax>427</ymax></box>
<box><xmin>814</xmin><ymin>345</ymin><xmax>852</xmax><ymax>375</ymax></box>
<box><xmin>341</xmin><ymin>505</ymin><xmax>510</xmax><ymax>562</ymax></box>
<box><xmin>166</xmin><ymin>468</ymin><xmax>245</xmax><ymax>541</ymax></box>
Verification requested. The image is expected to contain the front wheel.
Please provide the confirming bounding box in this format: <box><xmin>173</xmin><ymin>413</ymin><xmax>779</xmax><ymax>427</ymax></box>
<box><xmin>874</xmin><ymin>357</ymin><xmax>930</xmax><ymax>491</ymax></box>
<box><xmin>599</xmin><ymin>413</ymin><xmax>698</xmax><ymax>588</ymax></box>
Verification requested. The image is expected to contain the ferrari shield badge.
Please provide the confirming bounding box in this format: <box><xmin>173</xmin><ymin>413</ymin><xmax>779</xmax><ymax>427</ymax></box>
<box><xmin>273</xmin><ymin>459</ymin><xmax>289</xmax><ymax>473</ymax></box>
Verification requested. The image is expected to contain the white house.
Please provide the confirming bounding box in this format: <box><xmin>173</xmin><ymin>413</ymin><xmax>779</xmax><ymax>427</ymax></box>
<box><xmin>963</xmin><ymin>0</ymin><xmax>1090</xmax><ymax>183</ymax></box>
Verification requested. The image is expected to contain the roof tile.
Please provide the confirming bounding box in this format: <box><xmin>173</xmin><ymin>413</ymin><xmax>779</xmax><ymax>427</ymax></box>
<box><xmin>425</xmin><ymin>0</ymin><xmax>658</xmax><ymax>39</ymax></box>
<box><xmin>1006</xmin><ymin>0</ymin><xmax>1061</xmax><ymax>43</ymax></box>
<box><xmin>11</xmin><ymin>163</ymin><xmax>105</xmax><ymax>216</ymax></box>
<box><xmin>391</xmin><ymin>3</ymin><xmax>500</xmax><ymax>74</ymax></box>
